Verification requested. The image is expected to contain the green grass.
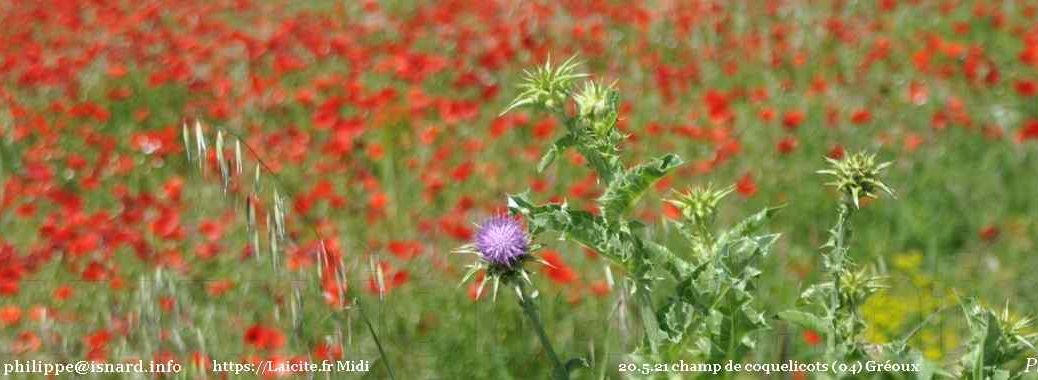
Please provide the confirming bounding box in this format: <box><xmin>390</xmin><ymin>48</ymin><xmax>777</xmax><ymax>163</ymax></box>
<box><xmin>1</xmin><ymin>0</ymin><xmax>1037</xmax><ymax>378</ymax></box>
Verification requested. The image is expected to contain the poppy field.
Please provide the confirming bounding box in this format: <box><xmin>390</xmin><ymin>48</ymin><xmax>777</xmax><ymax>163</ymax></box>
<box><xmin>2</xmin><ymin>1</ymin><xmax>1038</xmax><ymax>378</ymax></box>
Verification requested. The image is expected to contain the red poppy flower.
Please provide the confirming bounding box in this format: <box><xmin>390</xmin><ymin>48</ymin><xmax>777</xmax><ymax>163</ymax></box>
<box><xmin>827</xmin><ymin>145</ymin><xmax>845</xmax><ymax>160</ymax></box>
<box><xmin>85</xmin><ymin>329</ymin><xmax>112</xmax><ymax>352</ymax></box>
<box><xmin>736</xmin><ymin>173</ymin><xmax>758</xmax><ymax>198</ymax></box>
<box><xmin>1017</xmin><ymin>119</ymin><xmax>1038</xmax><ymax>142</ymax></box>
<box><xmin>802</xmin><ymin>330</ymin><xmax>822</xmax><ymax>346</ymax></box>
<box><xmin>207</xmin><ymin>279</ymin><xmax>235</xmax><ymax>297</ymax></box>
<box><xmin>53</xmin><ymin>285</ymin><xmax>73</xmax><ymax>302</ymax></box>
<box><xmin>532</xmin><ymin>118</ymin><xmax>556</xmax><ymax>140</ymax></box>
<box><xmin>540</xmin><ymin>250</ymin><xmax>577</xmax><ymax>285</ymax></box>
<box><xmin>849</xmin><ymin>109</ymin><xmax>871</xmax><ymax>125</ymax></box>
<box><xmin>244</xmin><ymin>324</ymin><xmax>285</xmax><ymax>351</ymax></box>
<box><xmin>777</xmin><ymin>136</ymin><xmax>798</xmax><ymax>154</ymax></box>
<box><xmin>589</xmin><ymin>281</ymin><xmax>611</xmax><ymax>297</ymax></box>
<box><xmin>11</xmin><ymin>332</ymin><xmax>41</xmax><ymax>354</ymax></box>
<box><xmin>366</xmin><ymin>262</ymin><xmax>409</xmax><ymax>295</ymax></box>
<box><xmin>0</xmin><ymin>306</ymin><xmax>21</xmax><ymax>327</ymax></box>
<box><xmin>662</xmin><ymin>202</ymin><xmax>682</xmax><ymax>220</ymax></box>
<box><xmin>781</xmin><ymin>111</ymin><xmax>804</xmax><ymax>131</ymax></box>
<box><xmin>1014</xmin><ymin>80</ymin><xmax>1037</xmax><ymax>96</ymax></box>
<box><xmin>313</xmin><ymin>343</ymin><xmax>344</xmax><ymax>361</ymax></box>
<box><xmin>979</xmin><ymin>225</ymin><xmax>999</xmax><ymax>242</ymax></box>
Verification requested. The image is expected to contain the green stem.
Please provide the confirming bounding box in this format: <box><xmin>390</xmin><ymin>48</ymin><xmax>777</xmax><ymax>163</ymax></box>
<box><xmin>517</xmin><ymin>279</ymin><xmax>569</xmax><ymax>380</ymax></box>
<box><xmin>693</xmin><ymin>224</ymin><xmax>714</xmax><ymax>260</ymax></box>
<box><xmin>826</xmin><ymin>199</ymin><xmax>854</xmax><ymax>361</ymax></box>
<box><xmin>554</xmin><ymin>110</ymin><xmax>621</xmax><ymax>186</ymax></box>
<box><xmin>356</xmin><ymin>298</ymin><xmax>396</xmax><ymax>380</ymax></box>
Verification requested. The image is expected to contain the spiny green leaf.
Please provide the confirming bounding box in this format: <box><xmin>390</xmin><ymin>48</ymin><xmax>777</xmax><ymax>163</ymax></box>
<box><xmin>777</xmin><ymin>310</ymin><xmax>830</xmax><ymax>334</ymax></box>
<box><xmin>713</xmin><ymin>206</ymin><xmax>783</xmax><ymax>251</ymax></box>
<box><xmin>575</xmin><ymin>143</ymin><xmax>620</xmax><ymax>184</ymax></box>
<box><xmin>538</xmin><ymin>133</ymin><xmax>577</xmax><ymax>173</ymax></box>
<box><xmin>639</xmin><ymin>294</ymin><xmax>665</xmax><ymax>354</ymax></box>
<box><xmin>657</xmin><ymin>299</ymin><xmax>695</xmax><ymax>343</ymax></box>
<box><xmin>597</xmin><ymin>153</ymin><xmax>683</xmax><ymax>222</ymax></box>
<box><xmin>706</xmin><ymin>301</ymin><xmax>767</xmax><ymax>364</ymax></box>
<box><xmin>507</xmin><ymin>193</ymin><xmax>632</xmax><ymax>262</ymax></box>
<box><xmin>642</xmin><ymin>241</ymin><xmax>691</xmax><ymax>279</ymax></box>
<box><xmin>719</xmin><ymin>233</ymin><xmax>780</xmax><ymax>277</ymax></box>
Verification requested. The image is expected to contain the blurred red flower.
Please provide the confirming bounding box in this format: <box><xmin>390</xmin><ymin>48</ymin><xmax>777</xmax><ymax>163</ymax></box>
<box><xmin>979</xmin><ymin>225</ymin><xmax>999</xmax><ymax>242</ymax></box>
<box><xmin>802</xmin><ymin>330</ymin><xmax>822</xmax><ymax>346</ymax></box>
<box><xmin>782</xmin><ymin>111</ymin><xmax>804</xmax><ymax>131</ymax></box>
<box><xmin>1017</xmin><ymin>119</ymin><xmax>1038</xmax><ymax>142</ymax></box>
<box><xmin>541</xmin><ymin>250</ymin><xmax>577</xmax><ymax>285</ymax></box>
<box><xmin>777</xmin><ymin>137</ymin><xmax>798</xmax><ymax>154</ymax></box>
<box><xmin>244</xmin><ymin>325</ymin><xmax>285</xmax><ymax>351</ymax></box>
<box><xmin>736</xmin><ymin>173</ymin><xmax>758</xmax><ymax>198</ymax></box>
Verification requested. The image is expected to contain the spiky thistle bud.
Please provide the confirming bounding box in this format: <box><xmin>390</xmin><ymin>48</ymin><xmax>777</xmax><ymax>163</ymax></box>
<box><xmin>837</xmin><ymin>268</ymin><xmax>885</xmax><ymax>310</ymax></box>
<box><xmin>501</xmin><ymin>56</ymin><xmax>587</xmax><ymax>115</ymax></box>
<box><xmin>573</xmin><ymin>80</ymin><xmax>620</xmax><ymax>138</ymax></box>
<box><xmin>666</xmin><ymin>184</ymin><xmax>733</xmax><ymax>257</ymax></box>
<box><xmin>960</xmin><ymin>299</ymin><xmax>1038</xmax><ymax>379</ymax></box>
<box><xmin>666</xmin><ymin>184</ymin><xmax>733</xmax><ymax>228</ymax></box>
<box><xmin>573</xmin><ymin>81</ymin><xmax>613</xmax><ymax>119</ymax></box>
<box><xmin>818</xmin><ymin>151</ymin><xmax>895</xmax><ymax>208</ymax></box>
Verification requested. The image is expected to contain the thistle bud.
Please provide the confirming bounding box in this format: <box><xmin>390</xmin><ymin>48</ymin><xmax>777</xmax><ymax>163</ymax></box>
<box><xmin>573</xmin><ymin>80</ymin><xmax>620</xmax><ymax>139</ymax></box>
<box><xmin>574</xmin><ymin>81</ymin><xmax>612</xmax><ymax>119</ymax></box>
<box><xmin>837</xmin><ymin>268</ymin><xmax>885</xmax><ymax>310</ymax></box>
<box><xmin>666</xmin><ymin>184</ymin><xmax>733</xmax><ymax>228</ymax></box>
<box><xmin>500</xmin><ymin>56</ymin><xmax>587</xmax><ymax>116</ymax></box>
<box><xmin>818</xmin><ymin>151</ymin><xmax>895</xmax><ymax>208</ymax></box>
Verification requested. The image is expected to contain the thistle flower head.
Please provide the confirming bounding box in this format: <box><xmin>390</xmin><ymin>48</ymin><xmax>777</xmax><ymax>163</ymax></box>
<box><xmin>501</xmin><ymin>56</ymin><xmax>587</xmax><ymax>115</ymax></box>
<box><xmin>666</xmin><ymin>184</ymin><xmax>733</xmax><ymax>227</ymax></box>
<box><xmin>474</xmin><ymin>215</ymin><xmax>530</xmax><ymax>267</ymax></box>
<box><xmin>818</xmin><ymin>151</ymin><xmax>895</xmax><ymax>208</ymax></box>
<box><xmin>454</xmin><ymin>214</ymin><xmax>544</xmax><ymax>301</ymax></box>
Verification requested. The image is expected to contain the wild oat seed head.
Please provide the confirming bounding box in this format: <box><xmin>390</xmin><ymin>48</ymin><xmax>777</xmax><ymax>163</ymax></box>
<box><xmin>474</xmin><ymin>216</ymin><xmax>530</xmax><ymax>267</ymax></box>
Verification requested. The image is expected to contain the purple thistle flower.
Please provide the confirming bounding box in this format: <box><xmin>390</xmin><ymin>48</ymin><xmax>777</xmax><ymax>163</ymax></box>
<box><xmin>474</xmin><ymin>216</ymin><xmax>529</xmax><ymax>266</ymax></box>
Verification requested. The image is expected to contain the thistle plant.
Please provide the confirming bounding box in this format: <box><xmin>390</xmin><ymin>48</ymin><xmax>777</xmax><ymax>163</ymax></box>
<box><xmin>958</xmin><ymin>300</ymin><xmax>1037</xmax><ymax>380</ymax></box>
<box><xmin>455</xmin><ymin>216</ymin><xmax>586</xmax><ymax>380</ymax></box>
<box><xmin>655</xmin><ymin>186</ymin><xmax>780</xmax><ymax>364</ymax></box>
<box><xmin>780</xmin><ymin>152</ymin><xmax>895</xmax><ymax>363</ymax></box>
<box><xmin>492</xmin><ymin>57</ymin><xmax>780</xmax><ymax>365</ymax></box>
